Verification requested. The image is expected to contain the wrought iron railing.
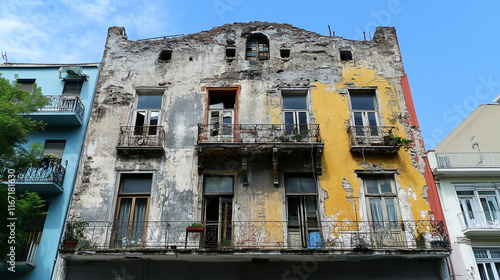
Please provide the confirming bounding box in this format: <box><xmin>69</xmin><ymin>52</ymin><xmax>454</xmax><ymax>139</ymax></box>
<box><xmin>37</xmin><ymin>95</ymin><xmax>85</xmax><ymax>123</ymax></box>
<box><xmin>117</xmin><ymin>126</ymin><xmax>165</xmax><ymax>148</ymax></box>
<box><xmin>347</xmin><ymin>126</ymin><xmax>396</xmax><ymax>147</ymax></box>
<box><xmin>458</xmin><ymin>211</ymin><xmax>500</xmax><ymax>231</ymax></box>
<box><xmin>16</xmin><ymin>230</ymin><xmax>42</xmax><ymax>266</ymax></box>
<box><xmin>197</xmin><ymin>124</ymin><xmax>322</xmax><ymax>144</ymax></box>
<box><xmin>62</xmin><ymin>220</ymin><xmax>449</xmax><ymax>251</ymax></box>
<box><xmin>436</xmin><ymin>152</ymin><xmax>500</xmax><ymax>168</ymax></box>
<box><xmin>16</xmin><ymin>159</ymin><xmax>66</xmax><ymax>187</ymax></box>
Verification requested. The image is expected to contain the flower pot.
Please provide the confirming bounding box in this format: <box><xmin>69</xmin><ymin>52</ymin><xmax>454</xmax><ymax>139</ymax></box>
<box><xmin>64</xmin><ymin>240</ymin><xmax>78</xmax><ymax>249</ymax></box>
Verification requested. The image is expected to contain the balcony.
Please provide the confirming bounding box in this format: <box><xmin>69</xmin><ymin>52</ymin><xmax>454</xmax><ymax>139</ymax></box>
<box><xmin>198</xmin><ymin>124</ymin><xmax>322</xmax><ymax>146</ymax></box>
<box><xmin>23</xmin><ymin>95</ymin><xmax>85</xmax><ymax>126</ymax></box>
<box><xmin>12</xmin><ymin>159</ymin><xmax>66</xmax><ymax>194</ymax></box>
<box><xmin>116</xmin><ymin>126</ymin><xmax>165</xmax><ymax>156</ymax></box>
<box><xmin>432</xmin><ymin>152</ymin><xmax>500</xmax><ymax>177</ymax></box>
<box><xmin>197</xmin><ymin>124</ymin><xmax>324</xmax><ymax>184</ymax></box>
<box><xmin>458</xmin><ymin>211</ymin><xmax>500</xmax><ymax>237</ymax></box>
<box><xmin>60</xmin><ymin>220</ymin><xmax>449</xmax><ymax>261</ymax></box>
<box><xmin>348</xmin><ymin>126</ymin><xmax>399</xmax><ymax>154</ymax></box>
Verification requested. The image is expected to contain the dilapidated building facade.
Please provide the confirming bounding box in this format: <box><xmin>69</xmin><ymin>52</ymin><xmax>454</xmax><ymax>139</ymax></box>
<box><xmin>56</xmin><ymin>22</ymin><xmax>451</xmax><ymax>279</ymax></box>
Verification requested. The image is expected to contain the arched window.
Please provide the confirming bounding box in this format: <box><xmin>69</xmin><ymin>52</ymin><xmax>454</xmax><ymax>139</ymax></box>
<box><xmin>246</xmin><ymin>34</ymin><xmax>269</xmax><ymax>60</ymax></box>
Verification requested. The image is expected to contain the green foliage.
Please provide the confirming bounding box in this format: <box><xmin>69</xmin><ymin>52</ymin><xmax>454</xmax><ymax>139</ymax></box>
<box><xmin>64</xmin><ymin>221</ymin><xmax>88</xmax><ymax>242</ymax></box>
<box><xmin>189</xmin><ymin>222</ymin><xmax>204</xmax><ymax>228</ymax></box>
<box><xmin>0</xmin><ymin>189</ymin><xmax>47</xmax><ymax>260</ymax></box>
<box><xmin>384</xmin><ymin>136</ymin><xmax>413</xmax><ymax>150</ymax></box>
<box><xmin>0</xmin><ymin>74</ymin><xmax>49</xmax><ymax>169</ymax></box>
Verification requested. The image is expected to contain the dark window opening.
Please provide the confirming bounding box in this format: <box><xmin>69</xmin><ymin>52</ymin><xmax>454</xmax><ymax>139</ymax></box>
<box><xmin>44</xmin><ymin>140</ymin><xmax>66</xmax><ymax>159</ymax></box>
<box><xmin>340</xmin><ymin>50</ymin><xmax>353</xmax><ymax>61</ymax></box>
<box><xmin>208</xmin><ymin>92</ymin><xmax>236</xmax><ymax>137</ymax></box>
<box><xmin>62</xmin><ymin>80</ymin><xmax>83</xmax><ymax>96</ymax></box>
<box><xmin>189</xmin><ymin>56</ymin><xmax>193</xmax><ymax>61</ymax></box>
<box><xmin>280</xmin><ymin>49</ymin><xmax>290</xmax><ymax>58</ymax></box>
<box><xmin>203</xmin><ymin>176</ymin><xmax>233</xmax><ymax>247</ymax></box>
<box><xmin>246</xmin><ymin>34</ymin><xmax>269</xmax><ymax>61</ymax></box>
<box><xmin>16</xmin><ymin>79</ymin><xmax>36</xmax><ymax>92</ymax></box>
<box><xmin>226</xmin><ymin>48</ymin><xmax>236</xmax><ymax>58</ymax></box>
<box><xmin>209</xmin><ymin>93</ymin><xmax>235</xmax><ymax>109</ymax></box>
<box><xmin>159</xmin><ymin>50</ymin><xmax>172</xmax><ymax>62</ymax></box>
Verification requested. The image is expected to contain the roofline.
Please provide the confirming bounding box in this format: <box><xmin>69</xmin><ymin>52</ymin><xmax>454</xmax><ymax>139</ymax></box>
<box><xmin>0</xmin><ymin>62</ymin><xmax>100</xmax><ymax>68</ymax></box>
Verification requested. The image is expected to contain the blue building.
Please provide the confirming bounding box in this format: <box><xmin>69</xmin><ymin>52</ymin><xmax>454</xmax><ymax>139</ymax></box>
<box><xmin>0</xmin><ymin>63</ymin><xmax>99</xmax><ymax>279</ymax></box>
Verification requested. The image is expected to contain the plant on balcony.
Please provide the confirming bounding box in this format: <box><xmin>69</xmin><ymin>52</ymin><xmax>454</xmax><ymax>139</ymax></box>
<box><xmin>187</xmin><ymin>222</ymin><xmax>204</xmax><ymax>232</ymax></box>
<box><xmin>43</xmin><ymin>153</ymin><xmax>59</xmax><ymax>160</ymax></box>
<box><xmin>63</xmin><ymin>221</ymin><xmax>88</xmax><ymax>249</ymax></box>
<box><xmin>384</xmin><ymin>136</ymin><xmax>413</xmax><ymax>150</ymax></box>
<box><xmin>223</xmin><ymin>238</ymin><xmax>232</xmax><ymax>246</ymax></box>
<box><xmin>278</xmin><ymin>128</ymin><xmax>310</xmax><ymax>142</ymax></box>
<box><xmin>77</xmin><ymin>238</ymin><xmax>95</xmax><ymax>250</ymax></box>
<box><xmin>415</xmin><ymin>232</ymin><xmax>427</xmax><ymax>249</ymax></box>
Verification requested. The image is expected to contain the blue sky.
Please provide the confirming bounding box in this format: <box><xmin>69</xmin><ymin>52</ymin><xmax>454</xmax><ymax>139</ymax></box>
<box><xmin>1</xmin><ymin>0</ymin><xmax>499</xmax><ymax>149</ymax></box>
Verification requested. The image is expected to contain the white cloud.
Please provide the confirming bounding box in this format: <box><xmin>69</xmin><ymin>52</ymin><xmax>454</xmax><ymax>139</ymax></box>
<box><xmin>0</xmin><ymin>0</ymin><xmax>178</xmax><ymax>63</ymax></box>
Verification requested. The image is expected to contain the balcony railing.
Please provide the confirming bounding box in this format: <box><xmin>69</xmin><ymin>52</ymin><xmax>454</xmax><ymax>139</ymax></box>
<box><xmin>436</xmin><ymin>153</ymin><xmax>500</xmax><ymax>168</ymax></box>
<box><xmin>197</xmin><ymin>124</ymin><xmax>322</xmax><ymax>144</ymax></box>
<box><xmin>16</xmin><ymin>159</ymin><xmax>66</xmax><ymax>188</ymax></box>
<box><xmin>116</xmin><ymin>126</ymin><xmax>165</xmax><ymax>154</ymax></box>
<box><xmin>38</xmin><ymin>95</ymin><xmax>85</xmax><ymax>123</ymax></box>
<box><xmin>458</xmin><ymin>211</ymin><xmax>500</xmax><ymax>231</ymax></box>
<box><xmin>62</xmin><ymin>220</ymin><xmax>449</xmax><ymax>251</ymax></box>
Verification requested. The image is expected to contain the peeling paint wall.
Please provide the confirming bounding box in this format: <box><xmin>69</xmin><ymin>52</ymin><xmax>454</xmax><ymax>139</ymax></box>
<box><xmin>68</xmin><ymin>22</ymin><xmax>433</xmax><ymax>238</ymax></box>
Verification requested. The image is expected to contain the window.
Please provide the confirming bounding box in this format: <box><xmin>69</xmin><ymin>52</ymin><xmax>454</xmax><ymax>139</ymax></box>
<box><xmin>62</xmin><ymin>80</ymin><xmax>83</xmax><ymax>96</ymax></box>
<box><xmin>158</xmin><ymin>50</ymin><xmax>172</xmax><ymax>62</ymax></box>
<box><xmin>208</xmin><ymin>91</ymin><xmax>236</xmax><ymax>137</ymax></box>
<box><xmin>349</xmin><ymin>90</ymin><xmax>379</xmax><ymax>137</ymax></box>
<box><xmin>456</xmin><ymin>184</ymin><xmax>500</xmax><ymax>229</ymax></box>
<box><xmin>474</xmin><ymin>248</ymin><xmax>500</xmax><ymax>280</ymax></box>
<box><xmin>16</xmin><ymin>79</ymin><xmax>36</xmax><ymax>92</ymax></box>
<box><xmin>134</xmin><ymin>94</ymin><xmax>162</xmax><ymax>135</ymax></box>
<box><xmin>363</xmin><ymin>176</ymin><xmax>399</xmax><ymax>228</ymax></box>
<box><xmin>340</xmin><ymin>50</ymin><xmax>353</xmax><ymax>61</ymax></box>
<box><xmin>203</xmin><ymin>176</ymin><xmax>233</xmax><ymax>246</ymax></box>
<box><xmin>282</xmin><ymin>91</ymin><xmax>308</xmax><ymax>134</ymax></box>
<box><xmin>246</xmin><ymin>34</ymin><xmax>269</xmax><ymax>60</ymax></box>
<box><xmin>114</xmin><ymin>174</ymin><xmax>152</xmax><ymax>247</ymax></box>
<box><xmin>44</xmin><ymin>140</ymin><xmax>66</xmax><ymax>159</ymax></box>
<box><xmin>226</xmin><ymin>47</ymin><xmax>236</xmax><ymax>59</ymax></box>
<box><xmin>280</xmin><ymin>49</ymin><xmax>290</xmax><ymax>59</ymax></box>
<box><xmin>285</xmin><ymin>176</ymin><xmax>321</xmax><ymax>248</ymax></box>
<box><xmin>362</xmin><ymin>175</ymin><xmax>403</xmax><ymax>246</ymax></box>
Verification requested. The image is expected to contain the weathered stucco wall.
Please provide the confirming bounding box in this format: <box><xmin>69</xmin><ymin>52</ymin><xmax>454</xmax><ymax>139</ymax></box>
<box><xmin>68</xmin><ymin>22</ymin><xmax>431</xmax><ymax>230</ymax></box>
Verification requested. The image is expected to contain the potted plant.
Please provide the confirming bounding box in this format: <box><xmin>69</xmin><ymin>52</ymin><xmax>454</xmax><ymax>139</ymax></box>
<box><xmin>187</xmin><ymin>222</ymin><xmax>204</xmax><ymax>232</ymax></box>
<box><xmin>63</xmin><ymin>221</ymin><xmax>88</xmax><ymax>249</ymax></box>
<box><xmin>384</xmin><ymin>136</ymin><xmax>413</xmax><ymax>150</ymax></box>
<box><xmin>42</xmin><ymin>153</ymin><xmax>60</xmax><ymax>167</ymax></box>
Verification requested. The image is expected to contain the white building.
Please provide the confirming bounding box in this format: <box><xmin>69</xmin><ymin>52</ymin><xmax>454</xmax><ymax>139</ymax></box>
<box><xmin>428</xmin><ymin>100</ymin><xmax>500</xmax><ymax>280</ymax></box>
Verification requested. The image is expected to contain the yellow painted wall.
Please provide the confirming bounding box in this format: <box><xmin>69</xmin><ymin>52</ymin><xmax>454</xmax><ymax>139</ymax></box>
<box><xmin>311</xmin><ymin>65</ymin><xmax>431</xmax><ymax>222</ymax></box>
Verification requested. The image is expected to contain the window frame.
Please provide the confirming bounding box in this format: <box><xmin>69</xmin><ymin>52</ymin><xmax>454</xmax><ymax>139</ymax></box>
<box><xmin>362</xmin><ymin>175</ymin><xmax>401</xmax><ymax>226</ymax></box>
<box><xmin>133</xmin><ymin>93</ymin><xmax>163</xmax><ymax>135</ymax></box>
<box><xmin>113</xmin><ymin>173</ymin><xmax>153</xmax><ymax>247</ymax></box>
<box><xmin>246</xmin><ymin>34</ymin><xmax>270</xmax><ymax>61</ymax></box>
<box><xmin>285</xmin><ymin>175</ymin><xmax>321</xmax><ymax>248</ymax></box>
<box><xmin>473</xmin><ymin>248</ymin><xmax>500</xmax><ymax>280</ymax></box>
<box><xmin>281</xmin><ymin>90</ymin><xmax>310</xmax><ymax>134</ymax></box>
<box><xmin>348</xmin><ymin>89</ymin><xmax>380</xmax><ymax>128</ymax></box>
<box><xmin>455</xmin><ymin>183</ymin><xmax>500</xmax><ymax>227</ymax></box>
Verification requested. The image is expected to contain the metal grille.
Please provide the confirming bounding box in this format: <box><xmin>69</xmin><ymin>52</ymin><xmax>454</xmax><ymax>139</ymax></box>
<box><xmin>198</xmin><ymin>124</ymin><xmax>322</xmax><ymax>144</ymax></box>
<box><xmin>62</xmin><ymin>220</ymin><xmax>449</xmax><ymax>251</ymax></box>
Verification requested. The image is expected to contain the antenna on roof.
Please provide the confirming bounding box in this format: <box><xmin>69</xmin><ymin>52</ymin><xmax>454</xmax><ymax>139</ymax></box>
<box><xmin>1</xmin><ymin>51</ymin><xmax>9</xmax><ymax>63</ymax></box>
